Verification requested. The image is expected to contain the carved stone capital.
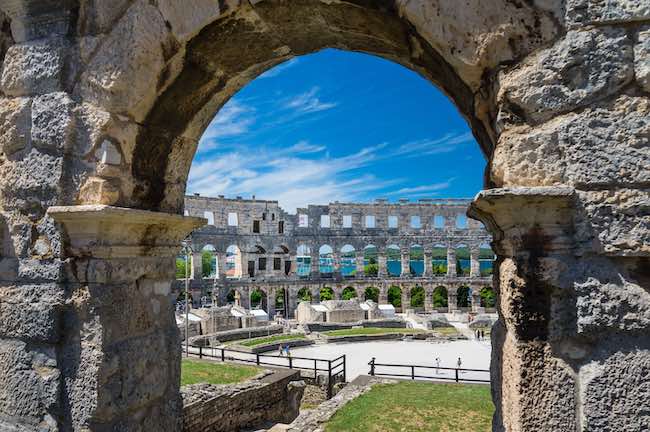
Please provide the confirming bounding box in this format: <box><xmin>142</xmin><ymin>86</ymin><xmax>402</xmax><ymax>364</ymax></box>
<box><xmin>47</xmin><ymin>205</ymin><xmax>206</xmax><ymax>259</ymax></box>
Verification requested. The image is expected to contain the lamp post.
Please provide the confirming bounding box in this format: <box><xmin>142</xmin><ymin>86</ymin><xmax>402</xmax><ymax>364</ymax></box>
<box><xmin>181</xmin><ymin>238</ymin><xmax>192</xmax><ymax>357</ymax></box>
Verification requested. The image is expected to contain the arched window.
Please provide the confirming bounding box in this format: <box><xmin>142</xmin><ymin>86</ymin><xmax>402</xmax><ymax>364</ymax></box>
<box><xmin>480</xmin><ymin>286</ymin><xmax>496</xmax><ymax>308</ymax></box>
<box><xmin>432</xmin><ymin>286</ymin><xmax>448</xmax><ymax>308</ymax></box>
<box><xmin>457</xmin><ymin>286</ymin><xmax>471</xmax><ymax>308</ymax></box>
<box><xmin>340</xmin><ymin>244</ymin><xmax>356</xmax><ymax>277</ymax></box>
<box><xmin>201</xmin><ymin>244</ymin><xmax>217</xmax><ymax>278</ymax></box>
<box><xmin>431</xmin><ymin>244</ymin><xmax>447</xmax><ymax>275</ymax></box>
<box><xmin>296</xmin><ymin>244</ymin><xmax>311</xmax><ymax>277</ymax></box>
<box><xmin>387</xmin><ymin>285</ymin><xmax>402</xmax><ymax>309</ymax></box>
<box><xmin>225</xmin><ymin>245</ymin><xmax>242</xmax><ymax>278</ymax></box>
<box><xmin>364</xmin><ymin>245</ymin><xmax>378</xmax><ymax>276</ymax></box>
<box><xmin>386</xmin><ymin>245</ymin><xmax>401</xmax><ymax>277</ymax></box>
<box><xmin>250</xmin><ymin>288</ymin><xmax>267</xmax><ymax>311</ymax></box>
<box><xmin>409</xmin><ymin>244</ymin><xmax>424</xmax><ymax>276</ymax></box>
<box><xmin>479</xmin><ymin>243</ymin><xmax>495</xmax><ymax>276</ymax></box>
<box><xmin>456</xmin><ymin>213</ymin><xmax>468</xmax><ymax>229</ymax></box>
<box><xmin>342</xmin><ymin>286</ymin><xmax>357</xmax><ymax>300</ymax></box>
<box><xmin>364</xmin><ymin>286</ymin><xmax>379</xmax><ymax>303</ymax></box>
<box><xmin>320</xmin><ymin>286</ymin><xmax>334</xmax><ymax>301</ymax></box>
<box><xmin>455</xmin><ymin>244</ymin><xmax>471</xmax><ymax>276</ymax></box>
<box><xmin>297</xmin><ymin>287</ymin><xmax>312</xmax><ymax>302</ymax></box>
<box><xmin>410</xmin><ymin>285</ymin><xmax>425</xmax><ymax>308</ymax></box>
<box><xmin>319</xmin><ymin>245</ymin><xmax>334</xmax><ymax>274</ymax></box>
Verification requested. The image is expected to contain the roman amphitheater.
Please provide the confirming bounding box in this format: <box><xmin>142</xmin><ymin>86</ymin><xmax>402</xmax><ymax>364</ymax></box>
<box><xmin>179</xmin><ymin>194</ymin><xmax>495</xmax><ymax>317</ymax></box>
<box><xmin>0</xmin><ymin>0</ymin><xmax>648</xmax><ymax>431</ymax></box>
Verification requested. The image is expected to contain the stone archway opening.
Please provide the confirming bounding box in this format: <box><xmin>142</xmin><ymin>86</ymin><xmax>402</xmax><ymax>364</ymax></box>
<box><xmin>4</xmin><ymin>1</ymin><xmax>647</xmax><ymax>431</ymax></box>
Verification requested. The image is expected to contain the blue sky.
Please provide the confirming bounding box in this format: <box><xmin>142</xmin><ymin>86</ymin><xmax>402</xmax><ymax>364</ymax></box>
<box><xmin>188</xmin><ymin>49</ymin><xmax>486</xmax><ymax>213</ymax></box>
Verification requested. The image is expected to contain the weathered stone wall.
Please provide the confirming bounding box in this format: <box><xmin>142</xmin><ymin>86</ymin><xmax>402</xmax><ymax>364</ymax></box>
<box><xmin>0</xmin><ymin>0</ymin><xmax>647</xmax><ymax>430</ymax></box>
<box><xmin>181</xmin><ymin>369</ymin><xmax>304</xmax><ymax>432</ymax></box>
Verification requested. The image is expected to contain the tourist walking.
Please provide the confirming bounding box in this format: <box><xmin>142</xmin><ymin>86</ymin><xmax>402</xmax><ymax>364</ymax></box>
<box><xmin>435</xmin><ymin>357</ymin><xmax>441</xmax><ymax>375</ymax></box>
<box><xmin>285</xmin><ymin>345</ymin><xmax>291</xmax><ymax>357</ymax></box>
<box><xmin>279</xmin><ymin>345</ymin><xmax>283</xmax><ymax>356</ymax></box>
<box><xmin>457</xmin><ymin>357</ymin><xmax>462</xmax><ymax>373</ymax></box>
<box><xmin>481</xmin><ymin>330</ymin><xmax>485</xmax><ymax>340</ymax></box>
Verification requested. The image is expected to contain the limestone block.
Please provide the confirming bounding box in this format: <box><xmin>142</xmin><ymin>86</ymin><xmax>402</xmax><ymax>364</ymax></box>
<box><xmin>0</xmin><ymin>149</ymin><xmax>63</xmax><ymax>205</ymax></box>
<box><xmin>156</xmin><ymin>0</ymin><xmax>221</xmax><ymax>42</ymax></box>
<box><xmin>78</xmin><ymin>0</ymin><xmax>135</xmax><ymax>34</ymax></box>
<box><xmin>0</xmin><ymin>97</ymin><xmax>31</xmax><ymax>155</ymax></box>
<box><xmin>78</xmin><ymin>177</ymin><xmax>121</xmax><ymax>205</ymax></box>
<box><xmin>580</xmin><ymin>340</ymin><xmax>650</xmax><ymax>431</ymax></box>
<box><xmin>79</xmin><ymin>0</ymin><xmax>174</xmax><ymax>122</ymax></box>
<box><xmin>566</xmin><ymin>0</ymin><xmax>650</xmax><ymax>27</ymax></box>
<box><xmin>493</xmin><ymin>95</ymin><xmax>650</xmax><ymax>188</ymax></box>
<box><xmin>0</xmin><ymin>300</ymin><xmax>61</xmax><ymax>343</ymax></box>
<box><xmin>0</xmin><ymin>339</ymin><xmax>60</xmax><ymax>426</ymax></box>
<box><xmin>635</xmin><ymin>26</ymin><xmax>650</xmax><ymax>92</ymax></box>
<box><xmin>31</xmin><ymin>92</ymin><xmax>74</xmax><ymax>152</ymax></box>
<box><xmin>0</xmin><ymin>38</ymin><xmax>68</xmax><ymax>96</ymax></box>
<box><xmin>499</xmin><ymin>27</ymin><xmax>634</xmax><ymax>123</ymax></box>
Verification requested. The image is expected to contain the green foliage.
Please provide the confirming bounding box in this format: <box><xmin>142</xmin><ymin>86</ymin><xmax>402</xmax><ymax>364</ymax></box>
<box><xmin>176</xmin><ymin>257</ymin><xmax>188</xmax><ymax>279</ymax></box>
<box><xmin>479</xmin><ymin>248</ymin><xmax>494</xmax><ymax>259</ymax></box>
<box><xmin>250</xmin><ymin>289</ymin><xmax>263</xmax><ymax>306</ymax></box>
<box><xmin>456</xmin><ymin>259</ymin><xmax>470</xmax><ymax>276</ymax></box>
<box><xmin>432</xmin><ymin>262</ymin><xmax>448</xmax><ymax>275</ymax></box>
<box><xmin>431</xmin><ymin>247</ymin><xmax>447</xmax><ymax>259</ymax></box>
<box><xmin>409</xmin><ymin>247</ymin><xmax>424</xmax><ymax>260</ymax></box>
<box><xmin>238</xmin><ymin>334</ymin><xmax>306</xmax><ymax>347</ymax></box>
<box><xmin>201</xmin><ymin>250</ymin><xmax>215</xmax><ymax>277</ymax></box>
<box><xmin>457</xmin><ymin>286</ymin><xmax>471</xmax><ymax>308</ymax></box>
<box><xmin>455</xmin><ymin>247</ymin><xmax>470</xmax><ymax>260</ymax></box>
<box><xmin>320</xmin><ymin>287</ymin><xmax>334</xmax><ymax>301</ymax></box>
<box><xmin>480</xmin><ymin>266</ymin><xmax>493</xmax><ymax>276</ymax></box>
<box><xmin>341</xmin><ymin>287</ymin><xmax>357</xmax><ymax>300</ymax></box>
<box><xmin>364</xmin><ymin>263</ymin><xmax>378</xmax><ymax>276</ymax></box>
<box><xmin>181</xmin><ymin>360</ymin><xmax>260</xmax><ymax>386</ymax></box>
<box><xmin>324</xmin><ymin>328</ymin><xmax>424</xmax><ymax>337</ymax></box>
<box><xmin>410</xmin><ymin>286</ymin><xmax>425</xmax><ymax>308</ymax></box>
<box><xmin>432</xmin><ymin>287</ymin><xmax>448</xmax><ymax>308</ymax></box>
<box><xmin>297</xmin><ymin>288</ymin><xmax>312</xmax><ymax>301</ymax></box>
<box><xmin>480</xmin><ymin>287</ymin><xmax>496</xmax><ymax>308</ymax></box>
<box><xmin>364</xmin><ymin>286</ymin><xmax>379</xmax><ymax>303</ymax></box>
<box><xmin>387</xmin><ymin>285</ymin><xmax>402</xmax><ymax>308</ymax></box>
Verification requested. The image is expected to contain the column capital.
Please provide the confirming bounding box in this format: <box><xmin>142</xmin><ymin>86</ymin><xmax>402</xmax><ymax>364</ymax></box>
<box><xmin>47</xmin><ymin>205</ymin><xmax>205</xmax><ymax>258</ymax></box>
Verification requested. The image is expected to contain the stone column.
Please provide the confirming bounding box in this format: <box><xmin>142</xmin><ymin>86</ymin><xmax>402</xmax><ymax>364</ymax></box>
<box><xmin>267</xmin><ymin>288</ymin><xmax>276</xmax><ymax>318</ymax></box>
<box><xmin>377</xmin><ymin>254</ymin><xmax>387</xmax><ymax>277</ymax></box>
<box><xmin>311</xmin><ymin>252</ymin><xmax>320</xmax><ymax>277</ymax></box>
<box><xmin>400</xmin><ymin>251</ymin><xmax>409</xmax><ymax>277</ymax></box>
<box><xmin>470</xmin><ymin>248</ymin><xmax>480</xmax><ymax>277</ymax></box>
<box><xmin>288</xmin><ymin>287</ymin><xmax>298</xmax><ymax>318</ymax></box>
<box><xmin>423</xmin><ymin>252</ymin><xmax>432</xmax><ymax>277</ymax></box>
<box><xmin>217</xmin><ymin>252</ymin><xmax>227</xmax><ymax>279</ymax></box>
<box><xmin>446</xmin><ymin>248</ymin><xmax>457</xmax><ymax>277</ymax></box>
<box><xmin>191</xmin><ymin>251</ymin><xmax>202</xmax><ymax>279</ymax></box>
<box><xmin>379</xmin><ymin>284</ymin><xmax>388</xmax><ymax>304</ymax></box>
<box><xmin>471</xmin><ymin>285</ymin><xmax>482</xmax><ymax>312</ymax></box>
<box><xmin>47</xmin><ymin>205</ymin><xmax>204</xmax><ymax>432</ymax></box>
<box><xmin>424</xmin><ymin>285</ymin><xmax>434</xmax><ymax>313</ymax></box>
<box><xmin>355</xmin><ymin>252</ymin><xmax>364</xmax><ymax>278</ymax></box>
<box><xmin>332</xmin><ymin>251</ymin><xmax>341</xmax><ymax>277</ymax></box>
<box><xmin>447</xmin><ymin>287</ymin><xmax>457</xmax><ymax>312</ymax></box>
<box><xmin>401</xmin><ymin>284</ymin><xmax>410</xmax><ymax>312</ymax></box>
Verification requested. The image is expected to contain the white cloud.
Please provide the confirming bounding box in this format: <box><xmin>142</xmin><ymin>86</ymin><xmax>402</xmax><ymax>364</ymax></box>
<box><xmin>388</xmin><ymin>179</ymin><xmax>454</xmax><ymax>196</ymax></box>
<box><xmin>258</xmin><ymin>58</ymin><xmax>300</xmax><ymax>79</ymax></box>
<box><xmin>393</xmin><ymin>132</ymin><xmax>474</xmax><ymax>157</ymax></box>
<box><xmin>285</xmin><ymin>87</ymin><xmax>338</xmax><ymax>113</ymax></box>
<box><xmin>197</xmin><ymin>100</ymin><xmax>255</xmax><ymax>153</ymax></box>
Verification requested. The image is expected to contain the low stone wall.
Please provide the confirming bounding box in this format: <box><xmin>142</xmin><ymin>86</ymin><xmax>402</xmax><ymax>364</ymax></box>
<box><xmin>234</xmin><ymin>338</ymin><xmax>314</xmax><ymax>353</ymax></box>
<box><xmin>361</xmin><ymin>319</ymin><xmax>406</xmax><ymax>328</ymax></box>
<box><xmin>303</xmin><ymin>322</ymin><xmax>353</xmax><ymax>333</ymax></box>
<box><xmin>323</xmin><ymin>333</ymin><xmax>404</xmax><ymax>343</ymax></box>
<box><xmin>181</xmin><ymin>369</ymin><xmax>305</xmax><ymax>432</ymax></box>
<box><xmin>189</xmin><ymin>325</ymin><xmax>284</xmax><ymax>347</ymax></box>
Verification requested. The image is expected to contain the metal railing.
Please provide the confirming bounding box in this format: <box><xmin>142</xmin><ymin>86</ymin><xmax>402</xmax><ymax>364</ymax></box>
<box><xmin>184</xmin><ymin>344</ymin><xmax>346</xmax><ymax>398</ymax></box>
<box><xmin>368</xmin><ymin>357</ymin><xmax>490</xmax><ymax>384</ymax></box>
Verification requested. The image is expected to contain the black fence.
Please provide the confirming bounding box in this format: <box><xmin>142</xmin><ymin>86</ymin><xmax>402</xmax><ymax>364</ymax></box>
<box><xmin>368</xmin><ymin>357</ymin><xmax>490</xmax><ymax>384</ymax></box>
<box><xmin>184</xmin><ymin>344</ymin><xmax>346</xmax><ymax>398</ymax></box>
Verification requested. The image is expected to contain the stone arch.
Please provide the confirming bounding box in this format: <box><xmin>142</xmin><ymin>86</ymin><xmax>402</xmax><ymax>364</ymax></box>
<box><xmin>250</xmin><ymin>287</ymin><xmax>268</xmax><ymax>311</ymax></box>
<box><xmin>478</xmin><ymin>242</ymin><xmax>495</xmax><ymax>277</ymax></box>
<box><xmin>386</xmin><ymin>244</ymin><xmax>401</xmax><ymax>276</ymax></box>
<box><xmin>320</xmin><ymin>286</ymin><xmax>334</xmax><ymax>301</ymax></box>
<box><xmin>364</xmin><ymin>286</ymin><xmax>380</xmax><ymax>303</ymax></box>
<box><xmin>387</xmin><ymin>284</ymin><xmax>402</xmax><ymax>309</ymax></box>
<box><xmin>363</xmin><ymin>244</ymin><xmax>378</xmax><ymax>277</ymax></box>
<box><xmin>431</xmin><ymin>244</ymin><xmax>448</xmax><ymax>276</ymax></box>
<box><xmin>319</xmin><ymin>244</ymin><xmax>334</xmax><ymax>275</ymax></box>
<box><xmin>341</xmin><ymin>286</ymin><xmax>357</xmax><ymax>300</ymax></box>
<box><xmin>225</xmin><ymin>244</ymin><xmax>242</xmax><ymax>278</ymax></box>
<box><xmin>455</xmin><ymin>243</ymin><xmax>471</xmax><ymax>276</ymax></box>
<box><xmin>296</xmin><ymin>244</ymin><xmax>311</xmax><ymax>276</ymax></box>
<box><xmin>297</xmin><ymin>287</ymin><xmax>312</xmax><ymax>302</ymax></box>
<box><xmin>340</xmin><ymin>244</ymin><xmax>356</xmax><ymax>277</ymax></box>
<box><xmin>201</xmin><ymin>244</ymin><xmax>217</xmax><ymax>278</ymax></box>
<box><xmin>4</xmin><ymin>1</ymin><xmax>648</xmax><ymax>431</ymax></box>
<box><xmin>456</xmin><ymin>285</ymin><xmax>471</xmax><ymax>309</ymax></box>
<box><xmin>410</xmin><ymin>285</ymin><xmax>425</xmax><ymax>309</ymax></box>
<box><xmin>409</xmin><ymin>244</ymin><xmax>424</xmax><ymax>276</ymax></box>
<box><xmin>432</xmin><ymin>286</ymin><xmax>449</xmax><ymax>309</ymax></box>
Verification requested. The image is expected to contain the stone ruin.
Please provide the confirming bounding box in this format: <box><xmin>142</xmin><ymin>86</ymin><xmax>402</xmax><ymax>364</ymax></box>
<box><xmin>0</xmin><ymin>0</ymin><xmax>647</xmax><ymax>431</ymax></box>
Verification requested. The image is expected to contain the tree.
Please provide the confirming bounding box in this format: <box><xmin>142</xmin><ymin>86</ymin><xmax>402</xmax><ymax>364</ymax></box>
<box><xmin>250</xmin><ymin>289</ymin><xmax>262</xmax><ymax>307</ymax></box>
<box><xmin>365</xmin><ymin>286</ymin><xmax>379</xmax><ymax>303</ymax></box>
<box><xmin>480</xmin><ymin>287</ymin><xmax>496</xmax><ymax>308</ymax></box>
<box><xmin>432</xmin><ymin>287</ymin><xmax>448</xmax><ymax>308</ymax></box>
<box><xmin>342</xmin><ymin>287</ymin><xmax>357</xmax><ymax>300</ymax></box>
<box><xmin>387</xmin><ymin>285</ymin><xmax>402</xmax><ymax>308</ymax></box>
<box><xmin>364</xmin><ymin>263</ymin><xmax>378</xmax><ymax>276</ymax></box>
<box><xmin>201</xmin><ymin>250</ymin><xmax>215</xmax><ymax>278</ymax></box>
<box><xmin>410</xmin><ymin>286</ymin><xmax>425</xmax><ymax>308</ymax></box>
<box><xmin>297</xmin><ymin>288</ymin><xmax>311</xmax><ymax>302</ymax></box>
<box><xmin>176</xmin><ymin>257</ymin><xmax>188</xmax><ymax>279</ymax></box>
<box><xmin>320</xmin><ymin>287</ymin><xmax>334</xmax><ymax>301</ymax></box>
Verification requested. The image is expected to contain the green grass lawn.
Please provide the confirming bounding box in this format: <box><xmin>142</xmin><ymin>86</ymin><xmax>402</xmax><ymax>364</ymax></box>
<box><xmin>326</xmin><ymin>381</ymin><xmax>493</xmax><ymax>432</ymax></box>
<box><xmin>236</xmin><ymin>333</ymin><xmax>308</xmax><ymax>347</ymax></box>
<box><xmin>323</xmin><ymin>328</ymin><xmax>425</xmax><ymax>337</ymax></box>
<box><xmin>181</xmin><ymin>359</ymin><xmax>261</xmax><ymax>386</ymax></box>
<box><xmin>431</xmin><ymin>327</ymin><xmax>462</xmax><ymax>336</ymax></box>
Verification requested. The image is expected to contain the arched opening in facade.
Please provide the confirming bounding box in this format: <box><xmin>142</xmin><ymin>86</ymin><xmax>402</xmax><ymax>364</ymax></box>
<box><xmin>365</xmin><ymin>286</ymin><xmax>380</xmax><ymax>303</ymax></box>
<box><xmin>250</xmin><ymin>288</ymin><xmax>267</xmax><ymax>311</ymax></box>
<box><xmin>431</xmin><ymin>245</ymin><xmax>448</xmax><ymax>276</ymax></box>
<box><xmin>364</xmin><ymin>245</ymin><xmax>378</xmax><ymax>277</ymax></box>
<box><xmin>250</xmin><ymin>245</ymin><xmax>267</xmax><ymax>277</ymax></box>
<box><xmin>201</xmin><ymin>244</ymin><xmax>217</xmax><ymax>278</ymax></box>
<box><xmin>342</xmin><ymin>286</ymin><xmax>357</xmax><ymax>300</ymax></box>
<box><xmin>455</xmin><ymin>244</ymin><xmax>471</xmax><ymax>276</ymax></box>
<box><xmin>225</xmin><ymin>245</ymin><xmax>242</xmax><ymax>279</ymax></box>
<box><xmin>432</xmin><ymin>286</ymin><xmax>449</xmax><ymax>310</ymax></box>
<box><xmin>409</xmin><ymin>245</ymin><xmax>424</xmax><ymax>276</ymax></box>
<box><xmin>296</xmin><ymin>244</ymin><xmax>311</xmax><ymax>277</ymax></box>
<box><xmin>410</xmin><ymin>285</ymin><xmax>425</xmax><ymax>309</ymax></box>
<box><xmin>319</xmin><ymin>245</ymin><xmax>334</xmax><ymax>276</ymax></box>
<box><xmin>225</xmin><ymin>288</ymin><xmax>237</xmax><ymax>305</ymax></box>
<box><xmin>457</xmin><ymin>286</ymin><xmax>471</xmax><ymax>309</ymax></box>
<box><xmin>479</xmin><ymin>243</ymin><xmax>495</xmax><ymax>277</ymax></box>
<box><xmin>387</xmin><ymin>285</ymin><xmax>402</xmax><ymax>309</ymax></box>
<box><xmin>320</xmin><ymin>286</ymin><xmax>334</xmax><ymax>301</ymax></box>
<box><xmin>175</xmin><ymin>254</ymin><xmax>189</xmax><ymax>279</ymax></box>
<box><xmin>386</xmin><ymin>245</ymin><xmax>401</xmax><ymax>277</ymax></box>
<box><xmin>340</xmin><ymin>245</ymin><xmax>356</xmax><ymax>277</ymax></box>
<box><xmin>297</xmin><ymin>287</ymin><xmax>312</xmax><ymax>303</ymax></box>
<box><xmin>275</xmin><ymin>288</ymin><xmax>288</xmax><ymax>317</ymax></box>
<box><xmin>480</xmin><ymin>286</ymin><xmax>496</xmax><ymax>309</ymax></box>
